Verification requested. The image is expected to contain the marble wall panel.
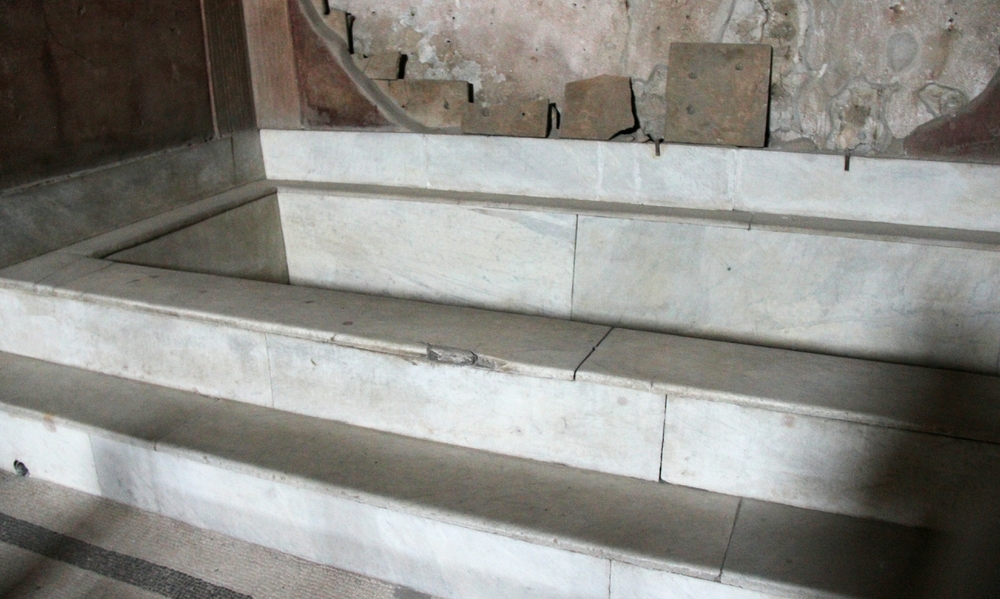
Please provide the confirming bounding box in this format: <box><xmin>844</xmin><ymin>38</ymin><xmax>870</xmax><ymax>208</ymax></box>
<box><xmin>90</xmin><ymin>437</ymin><xmax>612</xmax><ymax>599</ymax></box>
<box><xmin>109</xmin><ymin>196</ymin><xmax>290</xmax><ymax>284</ymax></box>
<box><xmin>572</xmin><ymin>216</ymin><xmax>1000</xmax><ymax>373</ymax></box>
<box><xmin>661</xmin><ymin>397</ymin><xmax>1000</xmax><ymax>526</ymax></box>
<box><xmin>261</xmin><ymin>130</ymin><xmax>427</xmax><ymax>186</ymax></box>
<box><xmin>0</xmin><ymin>289</ymin><xmax>272</xmax><ymax>406</ymax></box>
<box><xmin>737</xmin><ymin>150</ymin><xmax>1000</xmax><ymax>232</ymax></box>
<box><xmin>279</xmin><ymin>193</ymin><xmax>577</xmax><ymax>317</ymax></box>
<box><xmin>267</xmin><ymin>334</ymin><xmax>665</xmax><ymax>480</ymax></box>
<box><xmin>423</xmin><ymin>135</ymin><xmax>600</xmax><ymax>200</ymax></box>
<box><xmin>596</xmin><ymin>143</ymin><xmax>734</xmax><ymax>209</ymax></box>
<box><xmin>261</xmin><ymin>130</ymin><xmax>735</xmax><ymax>210</ymax></box>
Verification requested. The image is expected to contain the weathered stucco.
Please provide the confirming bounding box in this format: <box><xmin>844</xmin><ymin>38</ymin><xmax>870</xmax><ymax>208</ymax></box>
<box><xmin>337</xmin><ymin>0</ymin><xmax>1000</xmax><ymax>154</ymax></box>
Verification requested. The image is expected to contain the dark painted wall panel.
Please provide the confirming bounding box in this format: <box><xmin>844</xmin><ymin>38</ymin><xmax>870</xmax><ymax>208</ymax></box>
<box><xmin>0</xmin><ymin>0</ymin><xmax>214</xmax><ymax>189</ymax></box>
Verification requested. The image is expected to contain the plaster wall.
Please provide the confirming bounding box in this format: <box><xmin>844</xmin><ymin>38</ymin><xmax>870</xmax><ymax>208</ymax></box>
<box><xmin>336</xmin><ymin>0</ymin><xmax>1000</xmax><ymax>153</ymax></box>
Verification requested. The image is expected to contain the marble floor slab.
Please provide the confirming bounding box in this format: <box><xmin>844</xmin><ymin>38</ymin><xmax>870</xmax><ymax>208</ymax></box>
<box><xmin>572</xmin><ymin>215</ymin><xmax>1000</xmax><ymax>374</ymax></box>
<box><xmin>279</xmin><ymin>192</ymin><xmax>577</xmax><ymax>317</ymax></box>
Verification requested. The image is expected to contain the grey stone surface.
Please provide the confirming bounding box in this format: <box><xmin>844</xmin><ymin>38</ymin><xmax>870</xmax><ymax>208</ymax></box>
<box><xmin>611</xmin><ymin>562</ymin><xmax>787</xmax><ymax>599</ymax></box>
<box><xmin>266</xmin><ymin>333</ymin><xmax>665</xmax><ymax>480</ymax></box>
<box><xmin>0</xmin><ymin>353</ymin><xmax>207</xmax><ymax>447</ymax></box>
<box><xmin>577</xmin><ymin>328</ymin><xmax>1000</xmax><ymax>444</ymax></box>
<box><xmin>0</xmin><ymin>138</ymin><xmax>240</xmax><ymax>270</ymax></box>
<box><xmin>660</xmin><ymin>396</ymin><xmax>1000</xmax><ymax>527</ymax></box>
<box><xmin>110</xmin><ymin>196</ymin><xmax>289</xmax><ymax>284</ymax></box>
<box><xmin>0</xmin><ymin>350</ymin><xmax>737</xmax><ymax>583</ymax></box>
<box><xmin>722</xmin><ymin>500</ymin><xmax>925</xmax><ymax>598</ymax></box>
<box><xmin>0</xmin><ymin>284</ymin><xmax>274</xmax><ymax>406</ymax></box>
<box><xmin>158</xmin><ymin>396</ymin><xmax>735</xmax><ymax>577</ymax></box>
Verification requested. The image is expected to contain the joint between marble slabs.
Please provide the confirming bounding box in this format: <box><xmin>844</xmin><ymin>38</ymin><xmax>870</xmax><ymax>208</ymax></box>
<box><xmin>717</xmin><ymin>497</ymin><xmax>744</xmax><ymax>583</ymax></box>
<box><xmin>572</xmin><ymin>326</ymin><xmax>614</xmax><ymax>381</ymax></box>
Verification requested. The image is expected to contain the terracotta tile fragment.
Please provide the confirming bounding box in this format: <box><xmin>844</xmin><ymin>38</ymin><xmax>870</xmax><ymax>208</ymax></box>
<box><xmin>664</xmin><ymin>43</ymin><xmax>772</xmax><ymax>147</ymax></box>
<box><xmin>561</xmin><ymin>75</ymin><xmax>636</xmax><ymax>140</ymax></box>
<box><xmin>462</xmin><ymin>100</ymin><xmax>550</xmax><ymax>138</ymax></box>
<box><xmin>386</xmin><ymin>80</ymin><xmax>471</xmax><ymax>129</ymax></box>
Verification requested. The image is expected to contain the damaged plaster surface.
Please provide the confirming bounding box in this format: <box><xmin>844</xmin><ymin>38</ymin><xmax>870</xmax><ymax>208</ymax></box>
<box><xmin>335</xmin><ymin>0</ymin><xmax>999</xmax><ymax>153</ymax></box>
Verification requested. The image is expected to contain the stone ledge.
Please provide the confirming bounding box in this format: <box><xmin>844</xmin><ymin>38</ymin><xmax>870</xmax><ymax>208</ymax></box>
<box><xmin>0</xmin><ymin>352</ymin><xmax>924</xmax><ymax>599</ymax></box>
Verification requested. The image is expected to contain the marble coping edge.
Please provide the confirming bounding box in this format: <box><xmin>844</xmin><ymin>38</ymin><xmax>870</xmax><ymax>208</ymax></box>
<box><xmin>0</xmin><ymin>391</ymin><xmax>721</xmax><ymax>582</ymax></box>
<box><xmin>58</xmin><ymin>180</ymin><xmax>279</xmax><ymax>259</ymax></box>
<box><xmin>260</xmin><ymin>129</ymin><xmax>1000</xmax><ymax>234</ymax></box>
<box><xmin>272</xmin><ymin>180</ymin><xmax>1000</xmax><ymax>251</ymax></box>
<box><xmin>0</xmin><ymin>263</ymin><xmax>590</xmax><ymax>381</ymax></box>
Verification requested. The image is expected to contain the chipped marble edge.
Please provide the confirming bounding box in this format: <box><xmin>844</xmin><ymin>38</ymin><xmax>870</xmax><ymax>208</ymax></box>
<box><xmin>0</xmin><ymin>257</ymin><xmax>582</xmax><ymax>381</ymax></box>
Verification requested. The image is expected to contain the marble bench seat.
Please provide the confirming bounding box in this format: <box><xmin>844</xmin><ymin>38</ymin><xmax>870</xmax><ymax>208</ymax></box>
<box><xmin>0</xmin><ymin>351</ymin><xmax>925</xmax><ymax>599</ymax></box>
<box><xmin>3</xmin><ymin>244</ymin><xmax>1000</xmax><ymax>526</ymax></box>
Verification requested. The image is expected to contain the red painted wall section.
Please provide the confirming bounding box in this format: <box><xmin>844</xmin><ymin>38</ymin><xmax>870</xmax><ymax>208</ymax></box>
<box><xmin>0</xmin><ymin>1</ymin><xmax>214</xmax><ymax>189</ymax></box>
<box><xmin>287</xmin><ymin>0</ymin><xmax>389</xmax><ymax>129</ymax></box>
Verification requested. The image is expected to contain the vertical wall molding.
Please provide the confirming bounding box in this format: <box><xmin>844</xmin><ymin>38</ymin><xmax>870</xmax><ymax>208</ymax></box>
<box><xmin>241</xmin><ymin>0</ymin><xmax>302</xmax><ymax>129</ymax></box>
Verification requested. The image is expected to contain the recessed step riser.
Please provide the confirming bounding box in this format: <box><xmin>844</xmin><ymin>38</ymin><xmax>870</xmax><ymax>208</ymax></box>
<box><xmin>278</xmin><ymin>190</ymin><xmax>1000</xmax><ymax>375</ymax></box>
<box><xmin>0</xmin><ymin>409</ymin><xmax>785</xmax><ymax>599</ymax></box>
<box><xmin>0</xmin><ymin>286</ymin><xmax>665</xmax><ymax>481</ymax></box>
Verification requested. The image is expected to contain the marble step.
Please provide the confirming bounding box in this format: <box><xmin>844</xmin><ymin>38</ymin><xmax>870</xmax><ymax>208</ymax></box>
<box><xmin>0</xmin><ymin>351</ymin><xmax>928</xmax><ymax>599</ymax></box>
<box><xmin>3</xmin><ymin>249</ymin><xmax>1000</xmax><ymax>526</ymax></box>
<box><xmin>0</xmin><ymin>471</ymin><xmax>439</xmax><ymax>599</ymax></box>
